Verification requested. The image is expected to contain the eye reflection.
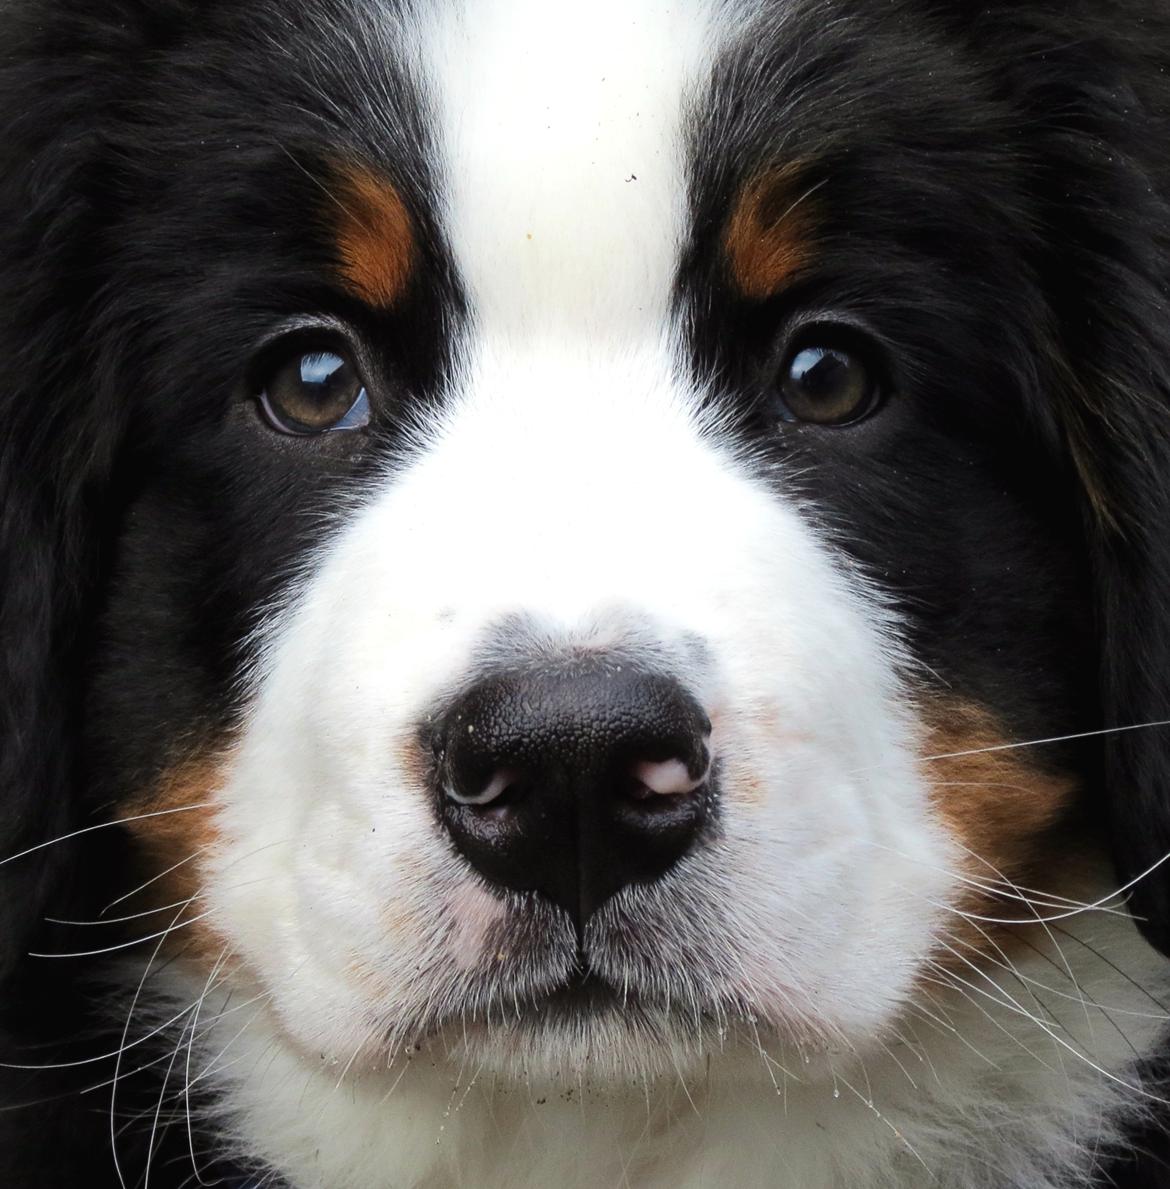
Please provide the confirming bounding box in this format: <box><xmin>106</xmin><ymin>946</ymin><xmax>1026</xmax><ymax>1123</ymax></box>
<box><xmin>258</xmin><ymin>347</ymin><xmax>370</xmax><ymax>436</ymax></box>
<box><xmin>776</xmin><ymin>339</ymin><xmax>881</xmax><ymax>426</ymax></box>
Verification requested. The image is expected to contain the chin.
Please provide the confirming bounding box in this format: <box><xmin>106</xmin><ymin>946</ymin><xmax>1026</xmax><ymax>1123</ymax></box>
<box><xmin>4</xmin><ymin>2</ymin><xmax>1170</xmax><ymax>1187</ymax></box>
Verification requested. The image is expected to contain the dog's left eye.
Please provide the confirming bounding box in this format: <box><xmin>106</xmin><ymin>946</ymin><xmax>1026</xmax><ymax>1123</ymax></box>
<box><xmin>775</xmin><ymin>340</ymin><xmax>882</xmax><ymax>426</ymax></box>
<box><xmin>258</xmin><ymin>349</ymin><xmax>370</xmax><ymax>436</ymax></box>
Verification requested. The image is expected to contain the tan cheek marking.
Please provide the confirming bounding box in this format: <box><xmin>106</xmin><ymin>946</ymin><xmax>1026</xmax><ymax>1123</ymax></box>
<box><xmin>724</xmin><ymin>164</ymin><xmax>817</xmax><ymax>300</ymax></box>
<box><xmin>332</xmin><ymin>161</ymin><xmax>415</xmax><ymax>307</ymax></box>
<box><xmin>121</xmin><ymin>750</ymin><xmax>232</xmax><ymax>970</ymax></box>
<box><xmin>921</xmin><ymin>699</ymin><xmax>1079</xmax><ymax>960</ymax></box>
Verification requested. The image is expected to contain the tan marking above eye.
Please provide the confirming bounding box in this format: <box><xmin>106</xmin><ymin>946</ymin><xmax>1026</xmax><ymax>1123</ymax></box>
<box><xmin>724</xmin><ymin>164</ymin><xmax>818</xmax><ymax>300</ymax></box>
<box><xmin>332</xmin><ymin>161</ymin><xmax>416</xmax><ymax>308</ymax></box>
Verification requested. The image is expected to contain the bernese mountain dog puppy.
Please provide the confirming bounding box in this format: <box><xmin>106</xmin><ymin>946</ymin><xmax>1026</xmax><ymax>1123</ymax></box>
<box><xmin>4</xmin><ymin>1</ymin><xmax>1170</xmax><ymax>1186</ymax></box>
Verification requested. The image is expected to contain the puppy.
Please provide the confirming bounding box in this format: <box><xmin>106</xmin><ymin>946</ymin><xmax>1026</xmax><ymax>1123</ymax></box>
<box><xmin>2</xmin><ymin>1</ymin><xmax>1170</xmax><ymax>1186</ymax></box>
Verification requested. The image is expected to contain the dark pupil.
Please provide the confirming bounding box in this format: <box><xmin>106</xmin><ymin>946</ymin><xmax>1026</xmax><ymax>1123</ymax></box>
<box><xmin>783</xmin><ymin>346</ymin><xmax>871</xmax><ymax>424</ymax></box>
<box><xmin>298</xmin><ymin>351</ymin><xmax>351</xmax><ymax>406</ymax></box>
<box><xmin>274</xmin><ymin>350</ymin><xmax>360</xmax><ymax>428</ymax></box>
<box><xmin>791</xmin><ymin>347</ymin><xmax>848</xmax><ymax>396</ymax></box>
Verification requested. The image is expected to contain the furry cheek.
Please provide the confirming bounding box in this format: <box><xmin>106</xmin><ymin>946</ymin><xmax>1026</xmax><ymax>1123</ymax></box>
<box><xmin>120</xmin><ymin>752</ymin><xmax>233</xmax><ymax>962</ymax></box>
<box><xmin>920</xmin><ymin>698</ymin><xmax>1079</xmax><ymax>959</ymax></box>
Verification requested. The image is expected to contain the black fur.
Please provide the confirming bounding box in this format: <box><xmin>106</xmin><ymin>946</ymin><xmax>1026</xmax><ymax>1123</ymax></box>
<box><xmin>2</xmin><ymin>0</ymin><xmax>1170</xmax><ymax>1184</ymax></box>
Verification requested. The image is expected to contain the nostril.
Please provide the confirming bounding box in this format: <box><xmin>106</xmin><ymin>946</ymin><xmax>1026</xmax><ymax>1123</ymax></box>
<box><xmin>445</xmin><ymin>766</ymin><xmax>525</xmax><ymax>808</ymax></box>
<box><xmin>628</xmin><ymin>748</ymin><xmax>712</xmax><ymax>799</ymax></box>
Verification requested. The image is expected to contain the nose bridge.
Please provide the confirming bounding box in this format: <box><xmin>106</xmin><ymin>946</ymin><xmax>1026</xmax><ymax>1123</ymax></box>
<box><xmin>422</xmin><ymin>342</ymin><xmax>726</xmax><ymax>626</ymax></box>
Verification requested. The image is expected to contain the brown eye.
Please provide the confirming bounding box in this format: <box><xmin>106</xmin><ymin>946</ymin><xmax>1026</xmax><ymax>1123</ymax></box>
<box><xmin>777</xmin><ymin>344</ymin><xmax>880</xmax><ymax>426</ymax></box>
<box><xmin>258</xmin><ymin>349</ymin><xmax>370</xmax><ymax>436</ymax></box>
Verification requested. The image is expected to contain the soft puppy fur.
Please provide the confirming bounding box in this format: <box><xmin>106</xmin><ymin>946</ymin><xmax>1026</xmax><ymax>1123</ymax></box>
<box><xmin>4</xmin><ymin>1</ymin><xmax>1170</xmax><ymax>1187</ymax></box>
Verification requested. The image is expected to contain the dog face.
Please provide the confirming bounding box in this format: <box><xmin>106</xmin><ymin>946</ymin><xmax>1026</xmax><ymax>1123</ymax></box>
<box><xmin>86</xmin><ymin>0</ymin><xmax>1083</xmax><ymax>1075</ymax></box>
<box><xmin>5</xmin><ymin>0</ymin><xmax>1170</xmax><ymax>1185</ymax></box>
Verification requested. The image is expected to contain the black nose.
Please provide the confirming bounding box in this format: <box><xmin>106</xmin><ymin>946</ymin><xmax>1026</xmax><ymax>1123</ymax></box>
<box><xmin>430</xmin><ymin>663</ymin><xmax>714</xmax><ymax>925</ymax></box>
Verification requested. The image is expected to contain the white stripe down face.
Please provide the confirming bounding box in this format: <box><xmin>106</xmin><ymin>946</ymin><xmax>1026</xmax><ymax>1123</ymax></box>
<box><xmin>203</xmin><ymin>0</ymin><xmax>955</xmax><ymax>1086</ymax></box>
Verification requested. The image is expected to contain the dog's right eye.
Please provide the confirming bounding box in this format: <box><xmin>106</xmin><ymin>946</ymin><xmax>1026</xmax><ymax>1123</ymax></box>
<box><xmin>774</xmin><ymin>331</ymin><xmax>884</xmax><ymax>427</ymax></box>
<box><xmin>257</xmin><ymin>348</ymin><xmax>371</xmax><ymax>436</ymax></box>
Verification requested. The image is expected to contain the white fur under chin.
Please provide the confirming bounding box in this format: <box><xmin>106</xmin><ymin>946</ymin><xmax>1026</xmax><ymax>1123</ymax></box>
<box><xmin>166</xmin><ymin>891</ymin><xmax>1169</xmax><ymax>1189</ymax></box>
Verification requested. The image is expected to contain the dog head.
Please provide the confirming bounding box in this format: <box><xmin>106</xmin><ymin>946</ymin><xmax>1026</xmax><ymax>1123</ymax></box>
<box><xmin>3</xmin><ymin>0</ymin><xmax>1170</xmax><ymax>1144</ymax></box>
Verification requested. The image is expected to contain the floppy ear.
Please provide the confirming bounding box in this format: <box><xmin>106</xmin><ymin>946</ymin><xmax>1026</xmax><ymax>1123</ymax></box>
<box><xmin>1088</xmin><ymin>417</ymin><xmax>1170</xmax><ymax>957</ymax></box>
<box><xmin>0</xmin><ymin>6</ymin><xmax>139</xmax><ymax>986</ymax></box>
<box><xmin>1031</xmin><ymin>53</ymin><xmax>1170</xmax><ymax>957</ymax></box>
<box><xmin>982</xmin><ymin>7</ymin><xmax>1170</xmax><ymax>954</ymax></box>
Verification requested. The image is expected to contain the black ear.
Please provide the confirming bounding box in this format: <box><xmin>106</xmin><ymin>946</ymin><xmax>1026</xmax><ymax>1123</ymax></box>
<box><xmin>1021</xmin><ymin>26</ymin><xmax>1170</xmax><ymax>957</ymax></box>
<box><xmin>0</xmin><ymin>5</ymin><xmax>146</xmax><ymax>987</ymax></box>
<box><xmin>1095</xmin><ymin>483</ymin><xmax>1170</xmax><ymax>957</ymax></box>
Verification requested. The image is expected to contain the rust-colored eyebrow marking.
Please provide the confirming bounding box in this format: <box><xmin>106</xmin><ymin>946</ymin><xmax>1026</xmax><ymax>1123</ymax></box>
<box><xmin>724</xmin><ymin>164</ymin><xmax>820</xmax><ymax>300</ymax></box>
<box><xmin>332</xmin><ymin>161</ymin><xmax>416</xmax><ymax>308</ymax></box>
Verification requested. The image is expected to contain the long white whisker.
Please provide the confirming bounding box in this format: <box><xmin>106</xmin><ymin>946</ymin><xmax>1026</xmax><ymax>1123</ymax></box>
<box><xmin>110</xmin><ymin>900</ymin><xmax>197</xmax><ymax>1189</ymax></box>
<box><xmin>102</xmin><ymin>846</ymin><xmax>212</xmax><ymax>915</ymax></box>
<box><xmin>916</xmin><ymin>720</ymin><xmax>1170</xmax><ymax>764</ymax></box>
<box><xmin>0</xmin><ymin>1001</ymin><xmax>202</xmax><ymax>1072</ymax></box>
<box><xmin>81</xmin><ymin>986</ymin><xmax>275</xmax><ymax>1096</ymax></box>
<box><xmin>0</xmin><ymin>804</ymin><xmax>217</xmax><ymax>869</ymax></box>
<box><xmin>29</xmin><ymin>908</ymin><xmax>219</xmax><ymax>960</ymax></box>
<box><xmin>47</xmin><ymin>898</ymin><xmax>200</xmax><ymax>928</ymax></box>
<box><xmin>183</xmin><ymin>946</ymin><xmax>233</xmax><ymax>1187</ymax></box>
<box><xmin>950</xmin><ymin>840</ymin><xmax>1095</xmax><ymax>1040</ymax></box>
<box><xmin>863</xmin><ymin>838</ymin><xmax>1162</xmax><ymax>924</ymax></box>
<box><xmin>923</xmin><ymin>964</ymin><xmax>1064</xmax><ymax>1073</ymax></box>
<box><xmin>143</xmin><ymin>999</ymin><xmax>191</xmax><ymax>1189</ymax></box>
<box><xmin>927</xmin><ymin>957</ymin><xmax>1170</xmax><ymax>1104</ymax></box>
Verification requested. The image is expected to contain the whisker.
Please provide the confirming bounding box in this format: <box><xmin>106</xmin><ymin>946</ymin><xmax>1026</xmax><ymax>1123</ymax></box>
<box><xmin>835</xmin><ymin>1070</ymin><xmax>937</xmax><ymax>1181</ymax></box>
<box><xmin>0</xmin><ymin>804</ymin><xmax>216</xmax><ymax>870</ymax></box>
<box><xmin>862</xmin><ymin>838</ymin><xmax>1151</xmax><ymax>924</ymax></box>
<box><xmin>102</xmin><ymin>846</ymin><xmax>212</xmax><ymax>915</ymax></box>
<box><xmin>183</xmin><ymin>945</ymin><xmax>234</xmax><ymax>1187</ymax></box>
<box><xmin>947</xmin><ymin>840</ymin><xmax>1096</xmax><ymax>1040</ymax></box>
<box><xmin>926</xmin><ymin>957</ymin><xmax>1170</xmax><ymax>1103</ymax></box>
<box><xmin>32</xmin><ymin>868</ymin><xmax>281</xmax><ymax>959</ymax></box>
<box><xmin>951</xmin><ymin>920</ymin><xmax>1165</xmax><ymax>1023</ymax></box>
<box><xmin>917</xmin><ymin>719</ymin><xmax>1170</xmax><ymax>764</ymax></box>
<box><xmin>142</xmin><ymin>1000</ymin><xmax>190</xmax><ymax>1189</ymax></box>
<box><xmin>110</xmin><ymin>901</ymin><xmax>199</xmax><ymax>1189</ymax></box>
<box><xmin>47</xmin><ymin>898</ymin><xmax>200</xmax><ymax>928</ymax></box>
<box><xmin>922</xmin><ymin>965</ymin><xmax>1063</xmax><ymax>1073</ymax></box>
<box><xmin>82</xmin><ymin>985</ymin><xmax>274</xmax><ymax>1097</ymax></box>
<box><xmin>183</xmin><ymin>998</ymin><xmax>275</xmax><ymax>1095</ymax></box>
<box><xmin>860</xmin><ymin>838</ymin><xmax>1131</xmax><ymax>915</ymax></box>
<box><xmin>0</xmin><ymin>1000</ymin><xmax>198</xmax><ymax>1072</ymax></box>
<box><xmin>1050</xmin><ymin>922</ymin><xmax>1170</xmax><ymax>1016</ymax></box>
<box><xmin>29</xmin><ymin>907</ymin><xmax>219</xmax><ymax>960</ymax></box>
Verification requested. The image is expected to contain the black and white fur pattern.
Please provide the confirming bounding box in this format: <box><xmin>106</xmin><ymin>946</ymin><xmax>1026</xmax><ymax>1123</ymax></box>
<box><xmin>3</xmin><ymin>2</ymin><xmax>1170</xmax><ymax>1186</ymax></box>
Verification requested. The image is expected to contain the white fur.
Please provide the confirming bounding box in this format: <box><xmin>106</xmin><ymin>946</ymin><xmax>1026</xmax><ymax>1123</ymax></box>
<box><xmin>154</xmin><ymin>1</ymin><xmax>1170</xmax><ymax>1186</ymax></box>
<box><xmin>174</xmin><ymin>896</ymin><xmax>1170</xmax><ymax>1189</ymax></box>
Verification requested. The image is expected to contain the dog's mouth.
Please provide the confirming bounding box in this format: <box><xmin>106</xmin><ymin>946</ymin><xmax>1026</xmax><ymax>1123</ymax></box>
<box><xmin>523</xmin><ymin>969</ymin><xmax>626</xmax><ymax>1017</ymax></box>
<box><xmin>454</xmin><ymin>966</ymin><xmax>662</xmax><ymax>1042</ymax></box>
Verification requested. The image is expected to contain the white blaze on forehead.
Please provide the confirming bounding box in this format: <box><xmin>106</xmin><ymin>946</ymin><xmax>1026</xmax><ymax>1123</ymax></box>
<box><xmin>420</xmin><ymin>0</ymin><xmax>718</xmax><ymax>340</ymax></box>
